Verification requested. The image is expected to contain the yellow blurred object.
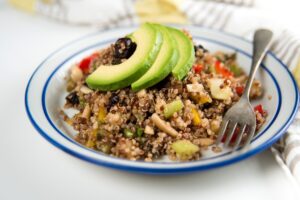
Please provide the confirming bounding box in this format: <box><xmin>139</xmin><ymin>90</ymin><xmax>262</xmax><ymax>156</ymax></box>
<box><xmin>9</xmin><ymin>0</ymin><xmax>36</xmax><ymax>12</ymax></box>
<box><xmin>292</xmin><ymin>57</ymin><xmax>300</xmax><ymax>88</ymax></box>
<box><xmin>65</xmin><ymin>118</ymin><xmax>73</xmax><ymax>126</ymax></box>
<box><xmin>199</xmin><ymin>95</ymin><xmax>212</xmax><ymax>104</ymax></box>
<box><xmin>97</xmin><ymin>106</ymin><xmax>107</xmax><ymax>123</ymax></box>
<box><xmin>191</xmin><ymin>108</ymin><xmax>201</xmax><ymax>126</ymax></box>
<box><xmin>9</xmin><ymin>0</ymin><xmax>187</xmax><ymax>25</ymax></box>
<box><xmin>85</xmin><ymin>140</ymin><xmax>95</xmax><ymax>148</ymax></box>
<box><xmin>40</xmin><ymin>0</ymin><xmax>55</xmax><ymax>4</ymax></box>
<box><xmin>86</xmin><ymin>129</ymin><xmax>97</xmax><ymax>148</ymax></box>
<box><xmin>135</xmin><ymin>0</ymin><xmax>187</xmax><ymax>24</ymax></box>
<box><xmin>190</xmin><ymin>93</ymin><xmax>212</xmax><ymax>105</ymax></box>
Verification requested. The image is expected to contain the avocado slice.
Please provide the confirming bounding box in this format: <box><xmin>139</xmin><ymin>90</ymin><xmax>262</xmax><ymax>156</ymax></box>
<box><xmin>168</xmin><ymin>27</ymin><xmax>195</xmax><ymax>80</ymax></box>
<box><xmin>131</xmin><ymin>24</ymin><xmax>179</xmax><ymax>91</ymax></box>
<box><xmin>86</xmin><ymin>23</ymin><xmax>163</xmax><ymax>91</ymax></box>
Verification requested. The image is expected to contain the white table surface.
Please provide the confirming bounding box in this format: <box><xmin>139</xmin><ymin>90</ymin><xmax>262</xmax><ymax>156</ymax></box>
<box><xmin>1</xmin><ymin>3</ymin><xmax>300</xmax><ymax>200</ymax></box>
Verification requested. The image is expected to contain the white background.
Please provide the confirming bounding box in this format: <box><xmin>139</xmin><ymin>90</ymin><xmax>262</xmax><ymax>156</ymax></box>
<box><xmin>1</xmin><ymin>1</ymin><xmax>300</xmax><ymax>200</ymax></box>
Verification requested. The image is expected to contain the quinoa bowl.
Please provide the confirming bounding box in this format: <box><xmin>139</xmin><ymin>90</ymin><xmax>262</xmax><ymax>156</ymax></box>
<box><xmin>25</xmin><ymin>25</ymin><xmax>299</xmax><ymax>173</ymax></box>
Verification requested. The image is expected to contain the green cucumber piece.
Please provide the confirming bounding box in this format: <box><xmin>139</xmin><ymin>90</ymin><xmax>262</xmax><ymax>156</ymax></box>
<box><xmin>163</xmin><ymin>99</ymin><xmax>184</xmax><ymax>118</ymax></box>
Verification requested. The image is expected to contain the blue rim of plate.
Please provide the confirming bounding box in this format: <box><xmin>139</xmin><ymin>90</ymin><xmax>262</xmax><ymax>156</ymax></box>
<box><xmin>25</xmin><ymin>25</ymin><xmax>300</xmax><ymax>174</ymax></box>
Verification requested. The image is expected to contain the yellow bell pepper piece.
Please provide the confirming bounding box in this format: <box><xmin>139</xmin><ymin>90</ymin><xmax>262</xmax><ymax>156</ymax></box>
<box><xmin>190</xmin><ymin>93</ymin><xmax>212</xmax><ymax>105</ymax></box>
<box><xmin>191</xmin><ymin>108</ymin><xmax>201</xmax><ymax>126</ymax></box>
<box><xmin>86</xmin><ymin>129</ymin><xmax>97</xmax><ymax>148</ymax></box>
<box><xmin>97</xmin><ymin>106</ymin><xmax>106</xmax><ymax>123</ymax></box>
<box><xmin>199</xmin><ymin>95</ymin><xmax>212</xmax><ymax>104</ymax></box>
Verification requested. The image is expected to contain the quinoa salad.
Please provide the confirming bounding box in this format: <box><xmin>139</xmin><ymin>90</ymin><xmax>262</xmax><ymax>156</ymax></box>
<box><xmin>61</xmin><ymin>24</ymin><xmax>267</xmax><ymax>162</ymax></box>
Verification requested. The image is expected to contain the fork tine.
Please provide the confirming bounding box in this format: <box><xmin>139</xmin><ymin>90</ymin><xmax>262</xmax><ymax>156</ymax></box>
<box><xmin>223</xmin><ymin>122</ymin><xmax>238</xmax><ymax>147</ymax></box>
<box><xmin>242</xmin><ymin>125</ymin><xmax>256</xmax><ymax>148</ymax></box>
<box><xmin>232</xmin><ymin>124</ymin><xmax>247</xmax><ymax>151</ymax></box>
<box><xmin>216</xmin><ymin>119</ymin><xmax>229</xmax><ymax>145</ymax></box>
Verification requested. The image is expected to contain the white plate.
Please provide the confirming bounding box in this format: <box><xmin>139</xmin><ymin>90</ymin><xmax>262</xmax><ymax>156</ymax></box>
<box><xmin>25</xmin><ymin>25</ymin><xmax>299</xmax><ymax>174</ymax></box>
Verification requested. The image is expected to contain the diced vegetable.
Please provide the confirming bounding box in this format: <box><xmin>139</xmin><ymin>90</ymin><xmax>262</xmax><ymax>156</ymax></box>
<box><xmin>70</xmin><ymin>65</ymin><xmax>83</xmax><ymax>82</ymax></box>
<box><xmin>151</xmin><ymin>113</ymin><xmax>178</xmax><ymax>137</ymax></box>
<box><xmin>215</xmin><ymin>60</ymin><xmax>233</xmax><ymax>78</ymax></box>
<box><xmin>193</xmin><ymin>64</ymin><xmax>203</xmax><ymax>73</ymax></box>
<box><xmin>79</xmin><ymin>52</ymin><xmax>99</xmax><ymax>73</ymax></box>
<box><xmin>164</xmin><ymin>99</ymin><xmax>184</xmax><ymax>118</ymax></box>
<box><xmin>229</xmin><ymin>65</ymin><xmax>242</xmax><ymax>76</ymax></box>
<box><xmin>187</xmin><ymin>83</ymin><xmax>212</xmax><ymax>105</ymax></box>
<box><xmin>66</xmin><ymin>79</ymin><xmax>76</xmax><ymax>92</ymax></box>
<box><xmin>79</xmin><ymin>98</ymin><xmax>86</xmax><ymax>108</ymax></box>
<box><xmin>124</xmin><ymin>129</ymin><xmax>134</xmax><ymax>138</ymax></box>
<box><xmin>221</xmin><ymin>127</ymin><xmax>239</xmax><ymax>143</ymax></box>
<box><xmin>85</xmin><ymin>140</ymin><xmax>95</xmax><ymax>148</ymax></box>
<box><xmin>144</xmin><ymin>125</ymin><xmax>154</xmax><ymax>135</ymax></box>
<box><xmin>210</xmin><ymin>119</ymin><xmax>220</xmax><ymax>133</ymax></box>
<box><xmin>199</xmin><ymin>94</ymin><xmax>212</xmax><ymax>104</ymax></box>
<box><xmin>186</xmin><ymin>83</ymin><xmax>204</xmax><ymax>93</ymax></box>
<box><xmin>100</xmin><ymin>143</ymin><xmax>111</xmax><ymax>153</ymax></box>
<box><xmin>171</xmin><ymin>140</ymin><xmax>199</xmax><ymax>160</ymax></box>
<box><xmin>197</xmin><ymin>138</ymin><xmax>214</xmax><ymax>147</ymax></box>
<box><xmin>79</xmin><ymin>58</ymin><xmax>91</xmax><ymax>73</ymax></box>
<box><xmin>190</xmin><ymin>93</ymin><xmax>212</xmax><ymax>105</ymax></box>
<box><xmin>209</xmin><ymin>64</ymin><xmax>216</xmax><ymax>74</ymax></box>
<box><xmin>82</xmin><ymin>104</ymin><xmax>91</xmax><ymax>119</ymax></box>
<box><xmin>80</xmin><ymin>85</ymin><xmax>93</xmax><ymax>94</ymax></box>
<box><xmin>136</xmin><ymin>127</ymin><xmax>144</xmax><ymax>137</ymax></box>
<box><xmin>254</xmin><ymin>104</ymin><xmax>264</xmax><ymax>115</ymax></box>
<box><xmin>207</xmin><ymin>78</ymin><xmax>233</xmax><ymax>100</ymax></box>
<box><xmin>235</xmin><ymin>86</ymin><xmax>244</xmax><ymax>96</ymax></box>
<box><xmin>86</xmin><ymin>129</ymin><xmax>97</xmax><ymax>148</ymax></box>
<box><xmin>191</xmin><ymin>108</ymin><xmax>201</xmax><ymax>126</ymax></box>
<box><xmin>97</xmin><ymin>106</ymin><xmax>107</xmax><ymax>123</ymax></box>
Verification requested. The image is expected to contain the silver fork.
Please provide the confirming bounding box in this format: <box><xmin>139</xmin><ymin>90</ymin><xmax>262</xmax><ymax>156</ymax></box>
<box><xmin>216</xmin><ymin>29</ymin><xmax>273</xmax><ymax>150</ymax></box>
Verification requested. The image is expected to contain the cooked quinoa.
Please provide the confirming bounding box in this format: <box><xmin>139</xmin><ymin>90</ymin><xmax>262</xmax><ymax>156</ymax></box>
<box><xmin>61</xmin><ymin>34</ymin><xmax>267</xmax><ymax>162</ymax></box>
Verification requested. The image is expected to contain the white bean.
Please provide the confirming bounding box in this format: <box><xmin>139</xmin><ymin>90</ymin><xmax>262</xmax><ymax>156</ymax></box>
<box><xmin>71</xmin><ymin>65</ymin><xmax>83</xmax><ymax>82</ymax></box>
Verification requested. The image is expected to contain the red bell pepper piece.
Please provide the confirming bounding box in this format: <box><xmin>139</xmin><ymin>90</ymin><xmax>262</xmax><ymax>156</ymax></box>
<box><xmin>221</xmin><ymin>127</ymin><xmax>240</xmax><ymax>143</ymax></box>
<box><xmin>215</xmin><ymin>60</ymin><xmax>233</xmax><ymax>78</ymax></box>
<box><xmin>78</xmin><ymin>52</ymin><xmax>99</xmax><ymax>73</ymax></box>
<box><xmin>235</xmin><ymin>86</ymin><xmax>244</xmax><ymax>96</ymax></box>
<box><xmin>254</xmin><ymin>104</ymin><xmax>264</xmax><ymax>115</ymax></box>
<box><xmin>193</xmin><ymin>64</ymin><xmax>203</xmax><ymax>73</ymax></box>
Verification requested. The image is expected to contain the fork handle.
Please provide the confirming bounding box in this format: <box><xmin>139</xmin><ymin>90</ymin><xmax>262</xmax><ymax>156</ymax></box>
<box><xmin>242</xmin><ymin>29</ymin><xmax>273</xmax><ymax>99</ymax></box>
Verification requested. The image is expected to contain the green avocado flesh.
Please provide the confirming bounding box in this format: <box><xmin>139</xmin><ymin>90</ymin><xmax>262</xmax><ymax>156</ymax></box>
<box><xmin>86</xmin><ymin>23</ymin><xmax>196</xmax><ymax>91</ymax></box>
<box><xmin>168</xmin><ymin>27</ymin><xmax>195</xmax><ymax>80</ymax></box>
<box><xmin>131</xmin><ymin>24</ymin><xmax>179</xmax><ymax>91</ymax></box>
<box><xmin>86</xmin><ymin>23</ymin><xmax>163</xmax><ymax>91</ymax></box>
